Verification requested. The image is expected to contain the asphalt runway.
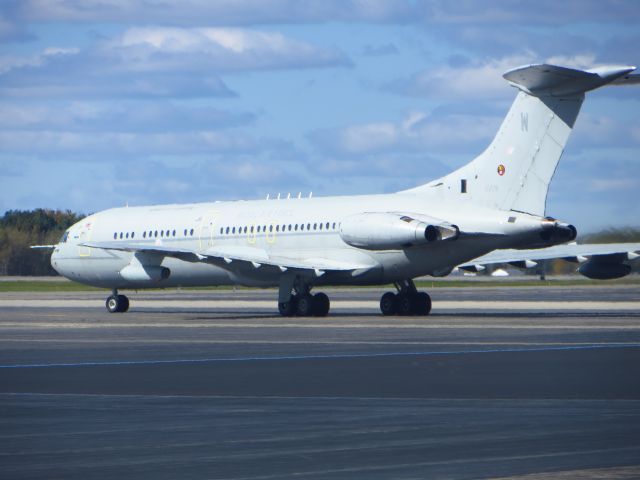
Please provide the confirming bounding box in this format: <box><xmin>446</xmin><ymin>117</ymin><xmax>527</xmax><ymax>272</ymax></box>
<box><xmin>1</xmin><ymin>285</ymin><xmax>640</xmax><ymax>479</ymax></box>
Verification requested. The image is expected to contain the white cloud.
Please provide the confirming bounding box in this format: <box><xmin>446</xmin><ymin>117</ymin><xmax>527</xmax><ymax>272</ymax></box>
<box><xmin>18</xmin><ymin>0</ymin><xmax>414</xmax><ymax>25</ymax></box>
<box><xmin>0</xmin><ymin>101</ymin><xmax>255</xmax><ymax>132</ymax></box>
<box><xmin>107</xmin><ymin>26</ymin><xmax>349</xmax><ymax>71</ymax></box>
<box><xmin>309</xmin><ymin>110</ymin><xmax>499</xmax><ymax>156</ymax></box>
<box><xmin>590</xmin><ymin>178</ymin><xmax>637</xmax><ymax>192</ymax></box>
<box><xmin>387</xmin><ymin>54</ymin><xmax>538</xmax><ymax>100</ymax></box>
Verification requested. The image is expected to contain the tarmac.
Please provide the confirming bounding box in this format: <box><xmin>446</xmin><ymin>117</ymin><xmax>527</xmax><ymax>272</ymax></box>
<box><xmin>1</xmin><ymin>284</ymin><xmax>639</xmax><ymax>479</ymax></box>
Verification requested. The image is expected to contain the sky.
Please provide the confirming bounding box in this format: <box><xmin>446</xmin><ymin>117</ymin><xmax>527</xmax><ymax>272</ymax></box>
<box><xmin>0</xmin><ymin>0</ymin><xmax>639</xmax><ymax>233</ymax></box>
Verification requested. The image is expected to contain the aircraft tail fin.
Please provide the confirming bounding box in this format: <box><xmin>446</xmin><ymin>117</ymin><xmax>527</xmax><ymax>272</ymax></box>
<box><xmin>404</xmin><ymin>64</ymin><xmax>637</xmax><ymax>217</ymax></box>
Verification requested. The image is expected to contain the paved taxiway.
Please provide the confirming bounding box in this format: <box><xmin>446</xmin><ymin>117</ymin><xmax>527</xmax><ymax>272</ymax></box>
<box><xmin>1</xmin><ymin>284</ymin><xmax>639</xmax><ymax>479</ymax></box>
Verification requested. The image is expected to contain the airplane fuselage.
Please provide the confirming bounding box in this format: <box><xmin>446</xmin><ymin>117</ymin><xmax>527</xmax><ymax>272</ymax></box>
<box><xmin>51</xmin><ymin>190</ymin><xmax>549</xmax><ymax>290</ymax></box>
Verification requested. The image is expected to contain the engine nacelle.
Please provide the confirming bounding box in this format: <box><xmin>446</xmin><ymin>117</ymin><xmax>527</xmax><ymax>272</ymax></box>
<box><xmin>578</xmin><ymin>256</ymin><xmax>632</xmax><ymax>280</ymax></box>
<box><xmin>340</xmin><ymin>212</ymin><xmax>458</xmax><ymax>250</ymax></box>
<box><xmin>540</xmin><ymin>221</ymin><xmax>577</xmax><ymax>244</ymax></box>
<box><xmin>120</xmin><ymin>263</ymin><xmax>171</xmax><ymax>282</ymax></box>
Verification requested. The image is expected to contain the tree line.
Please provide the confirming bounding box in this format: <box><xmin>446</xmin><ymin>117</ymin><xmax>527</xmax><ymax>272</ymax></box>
<box><xmin>0</xmin><ymin>209</ymin><xmax>84</xmax><ymax>275</ymax></box>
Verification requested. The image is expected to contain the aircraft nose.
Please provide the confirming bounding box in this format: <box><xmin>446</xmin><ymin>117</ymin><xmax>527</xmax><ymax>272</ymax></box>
<box><xmin>50</xmin><ymin>247</ymin><xmax>62</xmax><ymax>275</ymax></box>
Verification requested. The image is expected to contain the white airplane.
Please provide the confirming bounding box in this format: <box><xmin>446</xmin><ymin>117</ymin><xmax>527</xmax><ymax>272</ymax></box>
<box><xmin>45</xmin><ymin>63</ymin><xmax>640</xmax><ymax>315</ymax></box>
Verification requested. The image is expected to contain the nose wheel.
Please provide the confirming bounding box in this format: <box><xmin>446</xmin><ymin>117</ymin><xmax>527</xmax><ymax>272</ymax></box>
<box><xmin>380</xmin><ymin>280</ymin><xmax>431</xmax><ymax>316</ymax></box>
<box><xmin>106</xmin><ymin>290</ymin><xmax>129</xmax><ymax>313</ymax></box>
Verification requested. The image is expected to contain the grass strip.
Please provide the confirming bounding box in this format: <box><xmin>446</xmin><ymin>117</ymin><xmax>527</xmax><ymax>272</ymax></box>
<box><xmin>1</xmin><ymin>278</ymin><xmax>639</xmax><ymax>292</ymax></box>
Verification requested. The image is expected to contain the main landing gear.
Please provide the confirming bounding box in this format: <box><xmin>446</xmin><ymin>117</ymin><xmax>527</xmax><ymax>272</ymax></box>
<box><xmin>380</xmin><ymin>279</ymin><xmax>431</xmax><ymax>316</ymax></box>
<box><xmin>278</xmin><ymin>291</ymin><xmax>330</xmax><ymax>317</ymax></box>
<box><xmin>106</xmin><ymin>289</ymin><xmax>129</xmax><ymax>313</ymax></box>
<box><xmin>278</xmin><ymin>275</ymin><xmax>330</xmax><ymax>317</ymax></box>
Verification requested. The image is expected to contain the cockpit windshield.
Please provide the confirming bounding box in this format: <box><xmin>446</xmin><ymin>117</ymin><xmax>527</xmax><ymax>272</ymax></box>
<box><xmin>59</xmin><ymin>231</ymin><xmax>69</xmax><ymax>243</ymax></box>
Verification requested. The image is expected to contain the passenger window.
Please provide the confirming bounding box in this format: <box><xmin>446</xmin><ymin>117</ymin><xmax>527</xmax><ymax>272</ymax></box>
<box><xmin>119</xmin><ymin>232</ymin><xmax>123</xmax><ymax>239</ymax></box>
<box><xmin>295</xmin><ymin>224</ymin><xmax>298</xmax><ymax>231</ymax></box>
<box><xmin>154</xmin><ymin>231</ymin><xmax>158</xmax><ymax>237</ymax></box>
<box><xmin>313</xmin><ymin>223</ymin><xmax>317</xmax><ymax>230</ymax></box>
<box><xmin>332</xmin><ymin>222</ymin><xmax>336</xmax><ymax>229</ymax></box>
<box><xmin>325</xmin><ymin>222</ymin><xmax>329</xmax><ymax>230</ymax></box>
<box><xmin>307</xmin><ymin>223</ymin><xmax>311</xmax><ymax>230</ymax></box>
<box><xmin>226</xmin><ymin>227</ymin><xmax>229</xmax><ymax>234</ymax></box>
<box><xmin>113</xmin><ymin>232</ymin><xmax>117</xmax><ymax>240</ymax></box>
<box><xmin>190</xmin><ymin>229</ymin><xmax>194</xmax><ymax>235</ymax></box>
<box><xmin>276</xmin><ymin>225</ymin><xmax>280</xmax><ymax>232</ymax></box>
<box><xmin>269</xmin><ymin>225</ymin><xmax>273</xmax><ymax>232</ymax></box>
<box><xmin>288</xmin><ymin>225</ymin><xmax>292</xmax><ymax>231</ymax></box>
<box><xmin>172</xmin><ymin>230</ymin><xmax>176</xmax><ymax>237</ymax></box>
<box><xmin>250</xmin><ymin>226</ymin><xmax>254</xmax><ymax>233</ymax></box>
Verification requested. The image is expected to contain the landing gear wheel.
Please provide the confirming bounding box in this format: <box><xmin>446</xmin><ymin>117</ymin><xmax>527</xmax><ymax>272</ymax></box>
<box><xmin>106</xmin><ymin>294</ymin><xmax>129</xmax><ymax>313</ymax></box>
<box><xmin>380</xmin><ymin>292</ymin><xmax>398</xmax><ymax>316</ymax></box>
<box><xmin>296</xmin><ymin>294</ymin><xmax>315</xmax><ymax>317</ymax></box>
<box><xmin>313</xmin><ymin>292</ymin><xmax>330</xmax><ymax>317</ymax></box>
<box><xmin>278</xmin><ymin>296</ymin><xmax>297</xmax><ymax>317</ymax></box>
<box><xmin>117</xmin><ymin>295</ymin><xmax>130</xmax><ymax>313</ymax></box>
<box><xmin>412</xmin><ymin>292</ymin><xmax>431</xmax><ymax>316</ymax></box>
<box><xmin>397</xmin><ymin>294</ymin><xmax>413</xmax><ymax>316</ymax></box>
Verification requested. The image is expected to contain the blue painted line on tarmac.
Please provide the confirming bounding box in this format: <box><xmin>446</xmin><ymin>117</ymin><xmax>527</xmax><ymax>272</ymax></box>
<box><xmin>1</xmin><ymin>344</ymin><xmax>640</xmax><ymax>369</ymax></box>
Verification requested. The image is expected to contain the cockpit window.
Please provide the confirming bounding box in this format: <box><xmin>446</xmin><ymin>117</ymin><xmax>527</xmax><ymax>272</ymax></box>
<box><xmin>59</xmin><ymin>231</ymin><xmax>69</xmax><ymax>243</ymax></box>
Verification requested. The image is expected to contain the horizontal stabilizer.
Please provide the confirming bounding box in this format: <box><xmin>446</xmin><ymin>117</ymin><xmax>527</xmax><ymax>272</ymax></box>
<box><xmin>460</xmin><ymin>242</ymin><xmax>640</xmax><ymax>268</ymax></box>
<box><xmin>503</xmin><ymin>63</ymin><xmax>636</xmax><ymax>97</ymax></box>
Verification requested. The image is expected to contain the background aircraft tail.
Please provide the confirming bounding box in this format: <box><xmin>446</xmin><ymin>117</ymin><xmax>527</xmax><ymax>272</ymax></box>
<box><xmin>404</xmin><ymin>63</ymin><xmax>638</xmax><ymax>217</ymax></box>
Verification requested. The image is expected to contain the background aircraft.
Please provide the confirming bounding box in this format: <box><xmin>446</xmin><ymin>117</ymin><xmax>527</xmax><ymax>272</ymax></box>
<box><xmin>46</xmin><ymin>63</ymin><xmax>640</xmax><ymax>316</ymax></box>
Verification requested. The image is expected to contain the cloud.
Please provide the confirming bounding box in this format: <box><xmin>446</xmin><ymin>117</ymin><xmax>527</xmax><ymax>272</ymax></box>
<box><xmin>106</xmin><ymin>26</ymin><xmax>350</xmax><ymax>72</ymax></box>
<box><xmin>0</xmin><ymin>129</ymin><xmax>286</xmax><ymax>158</ymax></box>
<box><xmin>0</xmin><ymin>26</ymin><xmax>351</xmax><ymax>99</ymax></box>
<box><xmin>421</xmin><ymin>0</ymin><xmax>640</xmax><ymax>26</ymax></box>
<box><xmin>589</xmin><ymin>178</ymin><xmax>637</xmax><ymax>192</ymax></box>
<box><xmin>386</xmin><ymin>54</ymin><xmax>539</xmax><ymax>100</ymax></box>
<box><xmin>0</xmin><ymin>101</ymin><xmax>255</xmax><ymax>132</ymax></box>
<box><xmin>15</xmin><ymin>0</ymin><xmax>415</xmax><ymax>25</ymax></box>
<box><xmin>308</xmin><ymin>110</ymin><xmax>500</xmax><ymax>158</ymax></box>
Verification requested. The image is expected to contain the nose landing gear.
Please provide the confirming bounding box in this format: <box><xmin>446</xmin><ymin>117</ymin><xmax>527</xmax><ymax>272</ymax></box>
<box><xmin>106</xmin><ymin>289</ymin><xmax>129</xmax><ymax>313</ymax></box>
<box><xmin>380</xmin><ymin>279</ymin><xmax>431</xmax><ymax>316</ymax></box>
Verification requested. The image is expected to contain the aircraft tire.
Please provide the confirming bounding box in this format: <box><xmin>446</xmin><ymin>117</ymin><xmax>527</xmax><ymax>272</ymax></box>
<box><xmin>106</xmin><ymin>294</ymin><xmax>129</xmax><ymax>313</ymax></box>
<box><xmin>412</xmin><ymin>292</ymin><xmax>431</xmax><ymax>316</ymax></box>
<box><xmin>312</xmin><ymin>292</ymin><xmax>330</xmax><ymax>317</ymax></box>
<box><xmin>380</xmin><ymin>292</ymin><xmax>397</xmax><ymax>316</ymax></box>
<box><xmin>397</xmin><ymin>293</ymin><xmax>413</xmax><ymax>316</ymax></box>
<box><xmin>278</xmin><ymin>297</ymin><xmax>297</xmax><ymax>317</ymax></box>
<box><xmin>118</xmin><ymin>295</ymin><xmax>130</xmax><ymax>313</ymax></box>
<box><xmin>295</xmin><ymin>294</ymin><xmax>315</xmax><ymax>317</ymax></box>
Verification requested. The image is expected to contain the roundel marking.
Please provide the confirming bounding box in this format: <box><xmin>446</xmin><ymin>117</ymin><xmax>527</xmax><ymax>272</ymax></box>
<box><xmin>497</xmin><ymin>164</ymin><xmax>506</xmax><ymax>176</ymax></box>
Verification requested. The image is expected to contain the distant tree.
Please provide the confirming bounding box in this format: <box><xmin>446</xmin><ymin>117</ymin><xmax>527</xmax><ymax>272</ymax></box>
<box><xmin>581</xmin><ymin>227</ymin><xmax>640</xmax><ymax>244</ymax></box>
<box><xmin>0</xmin><ymin>209</ymin><xmax>84</xmax><ymax>275</ymax></box>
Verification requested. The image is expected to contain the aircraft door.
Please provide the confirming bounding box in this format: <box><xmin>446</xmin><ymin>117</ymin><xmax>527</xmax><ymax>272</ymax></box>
<box><xmin>198</xmin><ymin>211</ymin><xmax>218</xmax><ymax>249</ymax></box>
<box><xmin>77</xmin><ymin>218</ymin><xmax>95</xmax><ymax>257</ymax></box>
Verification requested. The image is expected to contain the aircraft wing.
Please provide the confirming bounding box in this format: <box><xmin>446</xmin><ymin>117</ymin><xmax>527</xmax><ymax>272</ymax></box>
<box><xmin>80</xmin><ymin>241</ymin><xmax>377</xmax><ymax>275</ymax></box>
<box><xmin>459</xmin><ymin>242</ymin><xmax>640</xmax><ymax>279</ymax></box>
